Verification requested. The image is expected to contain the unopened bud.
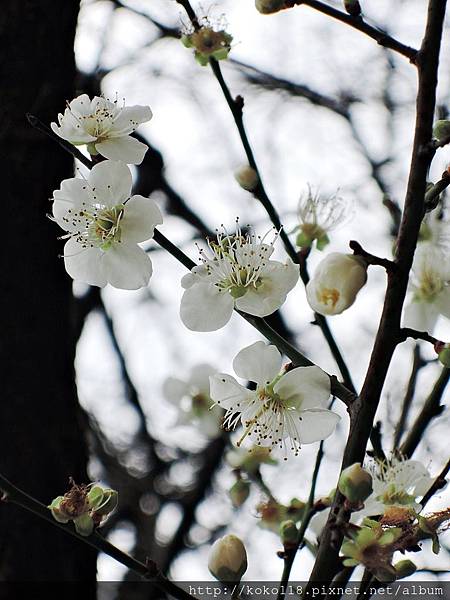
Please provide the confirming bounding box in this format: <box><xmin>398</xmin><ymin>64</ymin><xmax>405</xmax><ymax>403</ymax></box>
<box><xmin>234</xmin><ymin>165</ymin><xmax>259</xmax><ymax>191</ymax></box>
<box><xmin>394</xmin><ymin>559</ymin><xmax>417</xmax><ymax>579</ymax></box>
<box><xmin>229</xmin><ymin>479</ymin><xmax>251</xmax><ymax>508</ymax></box>
<box><xmin>343</xmin><ymin>0</ymin><xmax>361</xmax><ymax>16</ymax></box>
<box><xmin>338</xmin><ymin>463</ymin><xmax>373</xmax><ymax>503</ymax></box>
<box><xmin>208</xmin><ymin>534</ymin><xmax>248</xmax><ymax>582</ymax></box>
<box><xmin>255</xmin><ymin>0</ymin><xmax>285</xmax><ymax>14</ymax></box>
<box><xmin>306</xmin><ymin>253</ymin><xmax>368</xmax><ymax>316</ymax></box>
<box><xmin>433</xmin><ymin>120</ymin><xmax>450</xmax><ymax>143</ymax></box>
<box><xmin>435</xmin><ymin>342</ymin><xmax>450</xmax><ymax>368</ymax></box>
<box><xmin>280</xmin><ymin>520</ymin><xmax>298</xmax><ymax>547</ymax></box>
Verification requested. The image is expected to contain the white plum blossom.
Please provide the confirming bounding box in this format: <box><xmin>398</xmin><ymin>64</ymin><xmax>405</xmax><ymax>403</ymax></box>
<box><xmin>292</xmin><ymin>186</ymin><xmax>350</xmax><ymax>250</ymax></box>
<box><xmin>180</xmin><ymin>224</ymin><xmax>299</xmax><ymax>331</ymax></box>
<box><xmin>163</xmin><ymin>364</ymin><xmax>223</xmax><ymax>438</ymax></box>
<box><xmin>306</xmin><ymin>252</ymin><xmax>368</xmax><ymax>316</ymax></box>
<box><xmin>403</xmin><ymin>243</ymin><xmax>450</xmax><ymax>332</ymax></box>
<box><xmin>209</xmin><ymin>341</ymin><xmax>340</xmax><ymax>456</ymax></box>
<box><xmin>359</xmin><ymin>456</ymin><xmax>434</xmax><ymax>518</ymax></box>
<box><xmin>51</xmin><ymin>94</ymin><xmax>152</xmax><ymax>164</ymax></box>
<box><xmin>52</xmin><ymin>160</ymin><xmax>162</xmax><ymax>290</ymax></box>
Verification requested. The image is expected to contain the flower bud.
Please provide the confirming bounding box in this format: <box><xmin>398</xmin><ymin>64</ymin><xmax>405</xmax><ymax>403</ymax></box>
<box><xmin>234</xmin><ymin>165</ymin><xmax>259</xmax><ymax>191</ymax></box>
<box><xmin>229</xmin><ymin>479</ymin><xmax>251</xmax><ymax>508</ymax></box>
<box><xmin>338</xmin><ymin>463</ymin><xmax>373</xmax><ymax>503</ymax></box>
<box><xmin>433</xmin><ymin>119</ymin><xmax>450</xmax><ymax>142</ymax></box>
<box><xmin>255</xmin><ymin>0</ymin><xmax>285</xmax><ymax>14</ymax></box>
<box><xmin>306</xmin><ymin>253</ymin><xmax>367</xmax><ymax>316</ymax></box>
<box><xmin>435</xmin><ymin>342</ymin><xmax>450</xmax><ymax>368</ymax></box>
<box><xmin>280</xmin><ymin>520</ymin><xmax>298</xmax><ymax>547</ymax></box>
<box><xmin>208</xmin><ymin>534</ymin><xmax>248</xmax><ymax>582</ymax></box>
<box><xmin>394</xmin><ymin>559</ymin><xmax>417</xmax><ymax>579</ymax></box>
<box><xmin>343</xmin><ymin>0</ymin><xmax>361</xmax><ymax>16</ymax></box>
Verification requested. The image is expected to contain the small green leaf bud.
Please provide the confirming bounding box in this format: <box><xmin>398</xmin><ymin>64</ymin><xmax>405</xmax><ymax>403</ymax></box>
<box><xmin>344</xmin><ymin>0</ymin><xmax>361</xmax><ymax>17</ymax></box>
<box><xmin>208</xmin><ymin>535</ymin><xmax>248</xmax><ymax>582</ymax></box>
<box><xmin>255</xmin><ymin>0</ymin><xmax>285</xmax><ymax>14</ymax></box>
<box><xmin>74</xmin><ymin>513</ymin><xmax>94</xmax><ymax>537</ymax></box>
<box><xmin>338</xmin><ymin>463</ymin><xmax>373</xmax><ymax>503</ymax></box>
<box><xmin>229</xmin><ymin>479</ymin><xmax>251</xmax><ymax>508</ymax></box>
<box><xmin>280</xmin><ymin>520</ymin><xmax>298</xmax><ymax>547</ymax></box>
<box><xmin>433</xmin><ymin>120</ymin><xmax>450</xmax><ymax>143</ymax></box>
<box><xmin>234</xmin><ymin>165</ymin><xmax>259</xmax><ymax>191</ymax></box>
<box><xmin>435</xmin><ymin>342</ymin><xmax>450</xmax><ymax>368</ymax></box>
<box><xmin>394</xmin><ymin>559</ymin><xmax>417</xmax><ymax>579</ymax></box>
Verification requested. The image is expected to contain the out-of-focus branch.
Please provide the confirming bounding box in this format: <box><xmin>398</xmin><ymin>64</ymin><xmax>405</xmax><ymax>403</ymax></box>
<box><xmin>307</xmin><ymin>0</ymin><xmax>448</xmax><ymax>588</ymax></box>
<box><xmin>400</xmin><ymin>367</ymin><xmax>449</xmax><ymax>458</ymax></box>
<box><xmin>393</xmin><ymin>345</ymin><xmax>425</xmax><ymax>447</ymax></box>
<box><xmin>285</xmin><ymin>1</ymin><xmax>418</xmax><ymax>62</ymax></box>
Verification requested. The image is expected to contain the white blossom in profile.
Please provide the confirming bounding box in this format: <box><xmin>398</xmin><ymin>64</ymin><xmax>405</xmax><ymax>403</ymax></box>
<box><xmin>52</xmin><ymin>160</ymin><xmax>162</xmax><ymax>290</ymax></box>
<box><xmin>180</xmin><ymin>223</ymin><xmax>299</xmax><ymax>331</ymax></box>
<box><xmin>209</xmin><ymin>341</ymin><xmax>340</xmax><ymax>456</ymax></box>
<box><xmin>163</xmin><ymin>364</ymin><xmax>223</xmax><ymax>438</ymax></box>
<box><xmin>51</xmin><ymin>94</ymin><xmax>152</xmax><ymax>164</ymax></box>
<box><xmin>358</xmin><ymin>456</ymin><xmax>434</xmax><ymax>518</ymax></box>
<box><xmin>292</xmin><ymin>186</ymin><xmax>350</xmax><ymax>250</ymax></box>
<box><xmin>403</xmin><ymin>243</ymin><xmax>450</xmax><ymax>332</ymax></box>
<box><xmin>306</xmin><ymin>252</ymin><xmax>368</xmax><ymax>316</ymax></box>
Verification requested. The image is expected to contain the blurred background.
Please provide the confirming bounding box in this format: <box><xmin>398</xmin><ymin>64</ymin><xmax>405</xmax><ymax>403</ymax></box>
<box><xmin>54</xmin><ymin>0</ymin><xmax>450</xmax><ymax>590</ymax></box>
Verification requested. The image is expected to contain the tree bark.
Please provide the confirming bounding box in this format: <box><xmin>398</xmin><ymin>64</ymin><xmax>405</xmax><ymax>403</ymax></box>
<box><xmin>0</xmin><ymin>0</ymin><xmax>97</xmax><ymax>585</ymax></box>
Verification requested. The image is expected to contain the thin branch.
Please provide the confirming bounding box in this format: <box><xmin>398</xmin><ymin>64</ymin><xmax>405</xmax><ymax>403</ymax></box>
<box><xmin>286</xmin><ymin>1</ymin><xmax>418</xmax><ymax>62</ymax></box>
<box><xmin>393</xmin><ymin>345</ymin><xmax>425</xmax><ymax>447</ymax></box>
<box><xmin>307</xmin><ymin>0</ymin><xmax>448</xmax><ymax>588</ymax></box>
<box><xmin>400</xmin><ymin>367</ymin><xmax>449</xmax><ymax>458</ymax></box>
<box><xmin>349</xmin><ymin>240</ymin><xmax>396</xmax><ymax>271</ymax></box>
<box><xmin>420</xmin><ymin>458</ymin><xmax>450</xmax><ymax>508</ymax></box>
<box><xmin>26</xmin><ymin>114</ymin><xmax>94</xmax><ymax>169</ymax></box>
<box><xmin>209</xmin><ymin>58</ymin><xmax>298</xmax><ymax>264</ymax></box>
<box><xmin>277</xmin><ymin>441</ymin><xmax>326</xmax><ymax>600</ymax></box>
<box><xmin>425</xmin><ymin>169</ymin><xmax>450</xmax><ymax>211</ymax></box>
<box><xmin>398</xmin><ymin>327</ymin><xmax>440</xmax><ymax>346</ymax></box>
<box><xmin>0</xmin><ymin>473</ymin><xmax>197</xmax><ymax>600</ymax></box>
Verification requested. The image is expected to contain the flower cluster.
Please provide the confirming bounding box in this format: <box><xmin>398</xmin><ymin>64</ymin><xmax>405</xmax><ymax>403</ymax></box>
<box><xmin>49</xmin><ymin>480</ymin><xmax>118</xmax><ymax>536</ymax></box>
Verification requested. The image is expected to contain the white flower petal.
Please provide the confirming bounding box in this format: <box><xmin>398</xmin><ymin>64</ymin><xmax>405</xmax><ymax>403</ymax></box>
<box><xmin>52</xmin><ymin>178</ymin><xmax>92</xmax><ymax>230</ymax></box>
<box><xmin>88</xmin><ymin>160</ymin><xmax>132</xmax><ymax>206</ymax></box>
<box><xmin>163</xmin><ymin>377</ymin><xmax>190</xmax><ymax>404</ymax></box>
<box><xmin>102</xmin><ymin>243</ymin><xmax>152</xmax><ymax>290</ymax></box>
<box><xmin>274</xmin><ymin>366</ymin><xmax>331</xmax><ymax>409</ymax></box>
<box><xmin>181</xmin><ymin>265</ymin><xmax>208</xmax><ymax>290</ymax></box>
<box><xmin>70</xmin><ymin>94</ymin><xmax>95</xmax><ymax>116</ymax></box>
<box><xmin>120</xmin><ymin>195</ymin><xmax>163</xmax><ymax>243</ymax></box>
<box><xmin>232</xmin><ymin>341</ymin><xmax>282</xmax><ymax>386</ymax></box>
<box><xmin>96</xmin><ymin>136</ymin><xmax>148</xmax><ymax>165</ymax></box>
<box><xmin>403</xmin><ymin>300</ymin><xmax>439</xmax><ymax>332</ymax></box>
<box><xmin>209</xmin><ymin>374</ymin><xmax>251</xmax><ymax>410</ymax></box>
<box><xmin>50</xmin><ymin>120</ymin><xmax>95</xmax><ymax>144</ymax></box>
<box><xmin>180</xmin><ymin>282</ymin><xmax>234</xmax><ymax>331</ymax></box>
<box><xmin>63</xmin><ymin>238</ymin><xmax>107</xmax><ymax>287</ymax></box>
<box><xmin>296</xmin><ymin>408</ymin><xmax>340</xmax><ymax>444</ymax></box>
<box><xmin>110</xmin><ymin>106</ymin><xmax>153</xmax><ymax>136</ymax></box>
<box><xmin>235</xmin><ymin>259</ymin><xmax>298</xmax><ymax>317</ymax></box>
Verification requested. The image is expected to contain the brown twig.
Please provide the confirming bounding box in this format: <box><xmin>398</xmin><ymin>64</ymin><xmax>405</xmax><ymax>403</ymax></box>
<box><xmin>421</xmin><ymin>458</ymin><xmax>450</xmax><ymax>508</ymax></box>
<box><xmin>286</xmin><ymin>1</ymin><xmax>418</xmax><ymax>62</ymax></box>
<box><xmin>306</xmin><ymin>0</ymin><xmax>448</xmax><ymax>589</ymax></box>
<box><xmin>349</xmin><ymin>240</ymin><xmax>396</xmax><ymax>271</ymax></box>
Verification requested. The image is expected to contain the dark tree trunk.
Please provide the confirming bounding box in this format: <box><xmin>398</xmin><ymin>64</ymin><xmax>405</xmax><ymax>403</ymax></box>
<box><xmin>0</xmin><ymin>0</ymin><xmax>97</xmax><ymax>585</ymax></box>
